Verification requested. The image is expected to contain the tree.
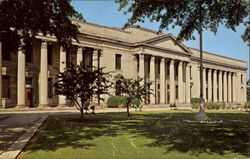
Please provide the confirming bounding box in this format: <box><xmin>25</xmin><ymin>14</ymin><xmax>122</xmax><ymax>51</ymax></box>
<box><xmin>117</xmin><ymin>0</ymin><xmax>249</xmax><ymax>120</ymax></box>
<box><xmin>115</xmin><ymin>74</ymin><xmax>153</xmax><ymax>117</ymax></box>
<box><xmin>0</xmin><ymin>0</ymin><xmax>83</xmax><ymax>52</ymax></box>
<box><xmin>54</xmin><ymin>64</ymin><xmax>112</xmax><ymax>119</ymax></box>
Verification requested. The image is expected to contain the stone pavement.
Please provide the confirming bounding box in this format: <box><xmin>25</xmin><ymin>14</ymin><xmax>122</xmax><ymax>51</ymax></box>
<box><xmin>0</xmin><ymin>106</ymin><xmax>191</xmax><ymax>159</ymax></box>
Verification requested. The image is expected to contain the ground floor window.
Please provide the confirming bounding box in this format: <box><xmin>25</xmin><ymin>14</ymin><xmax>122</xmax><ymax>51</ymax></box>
<box><xmin>2</xmin><ymin>76</ymin><xmax>10</xmax><ymax>98</ymax></box>
<box><xmin>115</xmin><ymin>80</ymin><xmax>122</xmax><ymax>96</ymax></box>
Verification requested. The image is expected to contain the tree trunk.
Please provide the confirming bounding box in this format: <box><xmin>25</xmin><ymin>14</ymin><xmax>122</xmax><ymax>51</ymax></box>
<box><xmin>126</xmin><ymin>103</ymin><xmax>130</xmax><ymax>117</ymax></box>
<box><xmin>80</xmin><ymin>108</ymin><xmax>84</xmax><ymax>119</ymax></box>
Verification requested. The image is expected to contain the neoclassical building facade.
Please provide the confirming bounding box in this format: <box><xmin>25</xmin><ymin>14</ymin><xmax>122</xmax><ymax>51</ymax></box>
<box><xmin>0</xmin><ymin>20</ymin><xmax>247</xmax><ymax>108</ymax></box>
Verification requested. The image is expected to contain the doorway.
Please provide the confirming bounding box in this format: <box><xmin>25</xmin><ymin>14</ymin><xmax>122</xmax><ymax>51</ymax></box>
<box><xmin>25</xmin><ymin>88</ymin><xmax>33</xmax><ymax>107</ymax></box>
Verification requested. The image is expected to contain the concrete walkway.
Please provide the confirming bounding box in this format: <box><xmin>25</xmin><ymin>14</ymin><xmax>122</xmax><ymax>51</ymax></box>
<box><xmin>0</xmin><ymin>106</ymin><xmax>191</xmax><ymax>159</ymax></box>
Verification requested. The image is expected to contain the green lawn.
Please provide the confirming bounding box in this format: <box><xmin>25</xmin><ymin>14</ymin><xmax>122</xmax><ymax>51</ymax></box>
<box><xmin>19</xmin><ymin>110</ymin><xmax>250</xmax><ymax>159</ymax></box>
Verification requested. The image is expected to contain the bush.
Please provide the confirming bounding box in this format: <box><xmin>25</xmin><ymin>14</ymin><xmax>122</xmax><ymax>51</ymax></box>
<box><xmin>191</xmin><ymin>98</ymin><xmax>200</xmax><ymax>104</ymax></box>
<box><xmin>107</xmin><ymin>96</ymin><xmax>126</xmax><ymax>108</ymax></box>
<box><xmin>191</xmin><ymin>98</ymin><xmax>200</xmax><ymax>109</ymax></box>
<box><xmin>130</xmin><ymin>98</ymin><xmax>142</xmax><ymax>111</ymax></box>
<box><xmin>205</xmin><ymin>103</ymin><xmax>221</xmax><ymax>110</ymax></box>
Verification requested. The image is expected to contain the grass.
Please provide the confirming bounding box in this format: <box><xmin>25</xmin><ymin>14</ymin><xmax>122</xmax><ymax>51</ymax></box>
<box><xmin>18</xmin><ymin>110</ymin><xmax>250</xmax><ymax>159</ymax></box>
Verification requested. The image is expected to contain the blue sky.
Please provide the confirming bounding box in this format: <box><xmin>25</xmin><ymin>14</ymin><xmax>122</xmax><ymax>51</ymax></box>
<box><xmin>71</xmin><ymin>0</ymin><xmax>249</xmax><ymax>78</ymax></box>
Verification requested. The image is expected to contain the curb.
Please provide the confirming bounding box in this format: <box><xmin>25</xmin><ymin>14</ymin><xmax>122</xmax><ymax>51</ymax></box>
<box><xmin>0</xmin><ymin>115</ymin><xmax>48</xmax><ymax>159</ymax></box>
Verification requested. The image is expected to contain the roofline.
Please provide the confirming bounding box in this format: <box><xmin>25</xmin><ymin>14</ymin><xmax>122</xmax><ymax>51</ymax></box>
<box><xmin>125</xmin><ymin>25</ymin><xmax>164</xmax><ymax>35</ymax></box>
<box><xmin>189</xmin><ymin>47</ymin><xmax>247</xmax><ymax>63</ymax></box>
<box><xmin>72</xmin><ymin>19</ymin><xmax>131</xmax><ymax>34</ymax></box>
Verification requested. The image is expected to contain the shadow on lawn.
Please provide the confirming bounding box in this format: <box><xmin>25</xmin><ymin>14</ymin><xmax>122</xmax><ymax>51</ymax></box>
<box><xmin>26</xmin><ymin>111</ymin><xmax>250</xmax><ymax>157</ymax></box>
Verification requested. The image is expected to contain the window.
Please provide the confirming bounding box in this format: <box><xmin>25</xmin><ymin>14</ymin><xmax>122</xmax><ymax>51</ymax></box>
<box><xmin>115</xmin><ymin>80</ymin><xmax>122</xmax><ymax>96</ymax></box>
<box><xmin>241</xmin><ymin>74</ymin><xmax>243</xmax><ymax>84</ymax></box>
<box><xmin>176</xmin><ymin>85</ymin><xmax>178</xmax><ymax>99</ymax></box>
<box><xmin>2</xmin><ymin>76</ymin><xmax>10</xmax><ymax>98</ymax></box>
<box><xmin>26</xmin><ymin>77</ymin><xmax>32</xmax><ymax>85</ymax></box>
<box><xmin>115</xmin><ymin>54</ymin><xmax>122</xmax><ymax>70</ymax></box>
<box><xmin>157</xmin><ymin>62</ymin><xmax>160</xmax><ymax>75</ymax></box>
<box><xmin>48</xmin><ymin>44</ymin><xmax>53</xmax><ymax>65</ymax></box>
<box><xmin>25</xmin><ymin>42</ymin><xmax>33</xmax><ymax>63</ymax></box>
<box><xmin>48</xmin><ymin>78</ymin><xmax>53</xmax><ymax>98</ymax></box>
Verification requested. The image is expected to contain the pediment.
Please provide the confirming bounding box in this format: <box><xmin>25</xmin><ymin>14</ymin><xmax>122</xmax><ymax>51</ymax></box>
<box><xmin>141</xmin><ymin>34</ymin><xmax>192</xmax><ymax>54</ymax></box>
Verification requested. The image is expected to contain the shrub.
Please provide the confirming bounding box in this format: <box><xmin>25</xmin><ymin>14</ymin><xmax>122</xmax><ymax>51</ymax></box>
<box><xmin>191</xmin><ymin>98</ymin><xmax>200</xmax><ymax>109</ymax></box>
<box><xmin>205</xmin><ymin>103</ymin><xmax>222</xmax><ymax>110</ymax></box>
<box><xmin>130</xmin><ymin>98</ymin><xmax>142</xmax><ymax>110</ymax></box>
<box><xmin>191</xmin><ymin>98</ymin><xmax>200</xmax><ymax>104</ymax></box>
<box><xmin>107</xmin><ymin>96</ymin><xmax>126</xmax><ymax>108</ymax></box>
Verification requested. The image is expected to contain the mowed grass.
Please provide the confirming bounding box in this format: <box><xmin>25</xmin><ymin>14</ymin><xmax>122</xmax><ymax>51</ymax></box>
<box><xmin>18</xmin><ymin>110</ymin><xmax>249</xmax><ymax>159</ymax></box>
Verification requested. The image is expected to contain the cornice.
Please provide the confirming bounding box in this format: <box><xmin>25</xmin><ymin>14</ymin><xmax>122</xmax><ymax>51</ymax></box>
<box><xmin>191</xmin><ymin>56</ymin><xmax>247</xmax><ymax>71</ymax></box>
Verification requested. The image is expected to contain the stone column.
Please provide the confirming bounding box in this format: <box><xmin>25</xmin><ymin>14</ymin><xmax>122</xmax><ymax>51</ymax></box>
<box><xmin>218</xmin><ymin>70</ymin><xmax>223</xmax><ymax>102</ymax></box>
<box><xmin>0</xmin><ymin>42</ymin><xmax>2</xmax><ymax>107</ymax></box>
<box><xmin>203</xmin><ymin>68</ymin><xmax>207</xmax><ymax>102</ymax></box>
<box><xmin>207</xmin><ymin>69</ymin><xmax>212</xmax><ymax>102</ymax></box>
<box><xmin>39</xmin><ymin>41</ymin><xmax>48</xmax><ymax>107</ymax></box>
<box><xmin>169</xmin><ymin>60</ymin><xmax>175</xmax><ymax>104</ymax></box>
<box><xmin>150</xmin><ymin>56</ymin><xmax>155</xmax><ymax>104</ymax></box>
<box><xmin>185</xmin><ymin>63</ymin><xmax>190</xmax><ymax>103</ymax></box>
<box><xmin>213</xmin><ymin>70</ymin><xmax>218</xmax><ymax>102</ymax></box>
<box><xmin>223</xmin><ymin>71</ymin><xmax>228</xmax><ymax>102</ymax></box>
<box><xmin>139</xmin><ymin>54</ymin><xmax>145</xmax><ymax>79</ymax></box>
<box><xmin>92</xmin><ymin>49</ymin><xmax>99</xmax><ymax>69</ymax></box>
<box><xmin>59</xmin><ymin>46</ymin><xmax>67</xmax><ymax>106</ymax></box>
<box><xmin>17</xmin><ymin>46</ymin><xmax>26</xmax><ymax>107</ymax></box>
<box><xmin>76</xmin><ymin>47</ymin><xmax>83</xmax><ymax>65</ymax></box>
<box><xmin>228</xmin><ymin>72</ymin><xmax>232</xmax><ymax>103</ymax></box>
<box><xmin>232</xmin><ymin>73</ymin><xmax>237</xmax><ymax>102</ymax></box>
<box><xmin>178</xmin><ymin>61</ymin><xmax>183</xmax><ymax>103</ymax></box>
<box><xmin>160</xmin><ymin>58</ymin><xmax>165</xmax><ymax>104</ymax></box>
<box><xmin>243</xmin><ymin>73</ymin><xmax>247</xmax><ymax>103</ymax></box>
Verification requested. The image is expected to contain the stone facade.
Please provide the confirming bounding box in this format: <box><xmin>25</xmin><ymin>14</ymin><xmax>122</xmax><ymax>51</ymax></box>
<box><xmin>0</xmin><ymin>20</ymin><xmax>247</xmax><ymax>108</ymax></box>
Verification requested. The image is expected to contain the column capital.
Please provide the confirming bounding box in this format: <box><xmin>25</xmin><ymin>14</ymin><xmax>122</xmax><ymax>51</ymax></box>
<box><xmin>170</xmin><ymin>59</ymin><xmax>175</xmax><ymax>65</ymax></box>
<box><xmin>160</xmin><ymin>57</ymin><xmax>165</xmax><ymax>63</ymax></box>
<box><xmin>139</xmin><ymin>54</ymin><xmax>145</xmax><ymax>60</ymax></box>
<box><xmin>77</xmin><ymin>47</ymin><xmax>82</xmax><ymax>54</ymax></box>
<box><xmin>41</xmin><ymin>41</ymin><xmax>48</xmax><ymax>49</ymax></box>
<box><xmin>150</xmin><ymin>56</ymin><xmax>155</xmax><ymax>62</ymax></box>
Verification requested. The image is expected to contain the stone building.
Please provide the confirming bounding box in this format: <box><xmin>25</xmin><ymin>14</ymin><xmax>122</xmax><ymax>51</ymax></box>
<box><xmin>0</xmin><ymin>20</ymin><xmax>247</xmax><ymax>108</ymax></box>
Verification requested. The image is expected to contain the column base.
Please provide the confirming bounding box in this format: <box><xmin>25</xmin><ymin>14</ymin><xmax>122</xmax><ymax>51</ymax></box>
<box><xmin>16</xmin><ymin>104</ymin><xmax>28</xmax><ymax>108</ymax></box>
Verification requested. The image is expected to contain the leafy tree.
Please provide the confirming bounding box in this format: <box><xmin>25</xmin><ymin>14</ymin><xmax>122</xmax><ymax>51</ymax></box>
<box><xmin>54</xmin><ymin>64</ymin><xmax>112</xmax><ymax>119</ymax></box>
<box><xmin>117</xmin><ymin>0</ymin><xmax>249</xmax><ymax>120</ymax></box>
<box><xmin>0</xmin><ymin>0</ymin><xmax>83</xmax><ymax>53</ymax></box>
<box><xmin>115</xmin><ymin>74</ymin><xmax>153</xmax><ymax>117</ymax></box>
